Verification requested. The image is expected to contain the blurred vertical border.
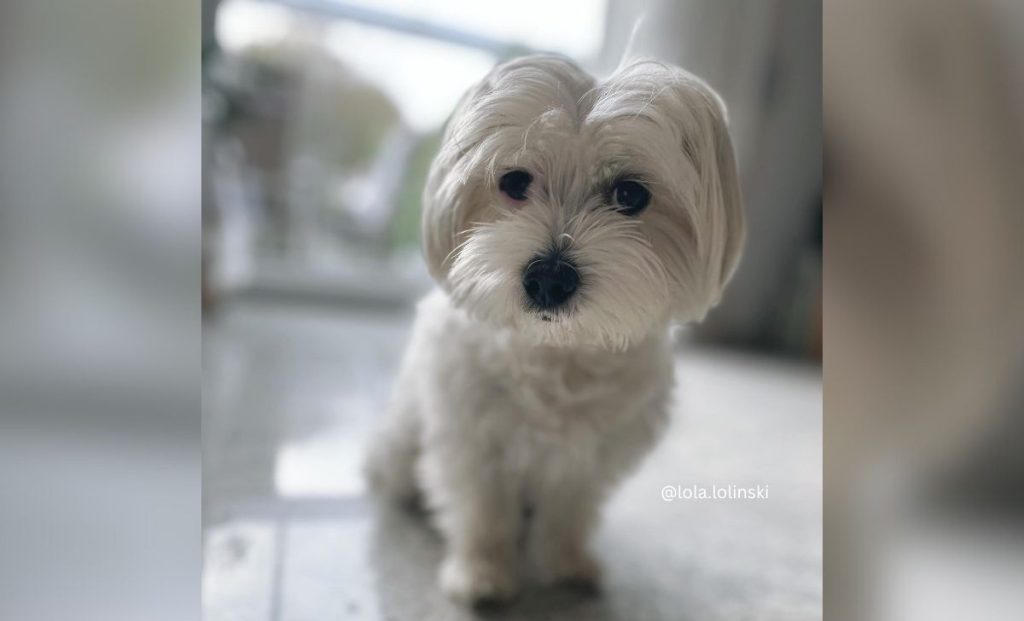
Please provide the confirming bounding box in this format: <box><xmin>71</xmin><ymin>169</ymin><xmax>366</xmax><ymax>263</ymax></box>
<box><xmin>825</xmin><ymin>0</ymin><xmax>1024</xmax><ymax>619</ymax></box>
<box><xmin>1</xmin><ymin>2</ymin><xmax>201</xmax><ymax>620</ymax></box>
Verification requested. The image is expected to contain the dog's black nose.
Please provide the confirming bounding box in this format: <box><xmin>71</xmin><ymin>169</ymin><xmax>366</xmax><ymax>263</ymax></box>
<box><xmin>522</xmin><ymin>254</ymin><xmax>580</xmax><ymax>310</ymax></box>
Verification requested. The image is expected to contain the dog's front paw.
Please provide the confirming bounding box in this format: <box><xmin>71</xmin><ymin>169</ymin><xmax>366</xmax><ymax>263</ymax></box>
<box><xmin>540</xmin><ymin>549</ymin><xmax>602</xmax><ymax>594</ymax></box>
<box><xmin>440</xmin><ymin>554</ymin><xmax>519</xmax><ymax>606</ymax></box>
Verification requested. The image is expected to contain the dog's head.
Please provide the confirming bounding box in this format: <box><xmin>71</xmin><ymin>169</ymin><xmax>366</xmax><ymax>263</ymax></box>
<box><xmin>422</xmin><ymin>55</ymin><xmax>744</xmax><ymax>349</ymax></box>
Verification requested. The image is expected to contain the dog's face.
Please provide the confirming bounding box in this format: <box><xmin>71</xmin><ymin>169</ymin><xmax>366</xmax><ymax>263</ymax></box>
<box><xmin>422</xmin><ymin>56</ymin><xmax>744</xmax><ymax>349</ymax></box>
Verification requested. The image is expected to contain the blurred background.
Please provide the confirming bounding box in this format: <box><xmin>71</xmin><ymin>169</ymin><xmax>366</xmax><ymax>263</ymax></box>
<box><xmin>201</xmin><ymin>1</ymin><xmax>822</xmax><ymax>620</ymax></box>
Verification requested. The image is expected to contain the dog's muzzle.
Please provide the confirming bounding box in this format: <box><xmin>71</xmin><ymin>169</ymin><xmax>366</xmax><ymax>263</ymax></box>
<box><xmin>522</xmin><ymin>252</ymin><xmax>580</xmax><ymax>311</ymax></box>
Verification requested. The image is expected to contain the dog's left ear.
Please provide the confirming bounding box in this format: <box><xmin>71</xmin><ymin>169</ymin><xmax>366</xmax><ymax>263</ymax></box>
<box><xmin>688</xmin><ymin>81</ymin><xmax>745</xmax><ymax>300</ymax></box>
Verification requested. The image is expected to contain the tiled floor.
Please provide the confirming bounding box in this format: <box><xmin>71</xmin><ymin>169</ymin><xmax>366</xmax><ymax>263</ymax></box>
<box><xmin>203</xmin><ymin>301</ymin><xmax>822</xmax><ymax>620</ymax></box>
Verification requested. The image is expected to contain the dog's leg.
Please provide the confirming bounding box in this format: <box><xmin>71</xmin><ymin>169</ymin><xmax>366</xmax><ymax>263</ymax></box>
<box><xmin>530</xmin><ymin>481</ymin><xmax>603</xmax><ymax>591</ymax></box>
<box><xmin>530</xmin><ymin>403</ymin><xmax>668</xmax><ymax>589</ymax></box>
<box><xmin>421</xmin><ymin>448</ymin><xmax>522</xmax><ymax>604</ymax></box>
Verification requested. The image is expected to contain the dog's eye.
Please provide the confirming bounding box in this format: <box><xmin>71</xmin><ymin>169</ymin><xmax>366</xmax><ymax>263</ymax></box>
<box><xmin>612</xmin><ymin>180</ymin><xmax>651</xmax><ymax>215</ymax></box>
<box><xmin>499</xmin><ymin>170</ymin><xmax>532</xmax><ymax>201</ymax></box>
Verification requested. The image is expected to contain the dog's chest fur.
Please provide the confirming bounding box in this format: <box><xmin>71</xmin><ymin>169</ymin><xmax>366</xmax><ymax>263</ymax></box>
<box><xmin>415</xmin><ymin>291</ymin><xmax>673</xmax><ymax>467</ymax></box>
<box><xmin>490</xmin><ymin>336</ymin><xmax>666</xmax><ymax>437</ymax></box>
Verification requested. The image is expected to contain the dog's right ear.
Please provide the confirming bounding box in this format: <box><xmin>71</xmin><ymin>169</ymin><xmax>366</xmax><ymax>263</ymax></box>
<box><xmin>420</xmin><ymin>75</ymin><xmax>495</xmax><ymax>288</ymax></box>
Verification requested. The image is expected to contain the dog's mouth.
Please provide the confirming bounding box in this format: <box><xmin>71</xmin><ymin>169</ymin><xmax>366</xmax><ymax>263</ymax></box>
<box><xmin>522</xmin><ymin>302</ymin><xmax>574</xmax><ymax>324</ymax></box>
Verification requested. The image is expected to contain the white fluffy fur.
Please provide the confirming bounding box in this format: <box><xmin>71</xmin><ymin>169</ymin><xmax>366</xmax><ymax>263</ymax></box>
<box><xmin>366</xmin><ymin>55</ymin><xmax>744</xmax><ymax>604</ymax></box>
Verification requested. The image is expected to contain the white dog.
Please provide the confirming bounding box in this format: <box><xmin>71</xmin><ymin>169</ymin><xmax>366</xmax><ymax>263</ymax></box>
<box><xmin>366</xmin><ymin>55</ymin><xmax>744</xmax><ymax>605</ymax></box>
